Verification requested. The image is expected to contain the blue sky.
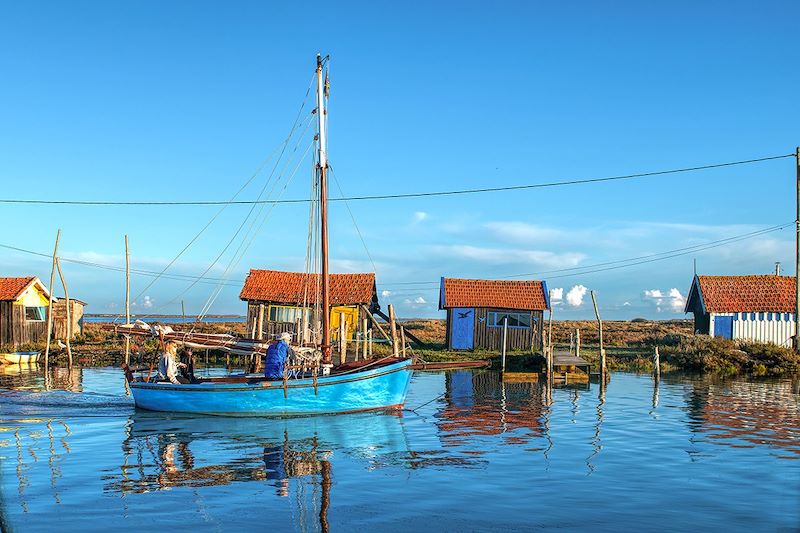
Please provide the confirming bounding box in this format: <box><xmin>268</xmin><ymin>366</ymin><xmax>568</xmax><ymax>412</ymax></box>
<box><xmin>0</xmin><ymin>1</ymin><xmax>798</xmax><ymax>319</ymax></box>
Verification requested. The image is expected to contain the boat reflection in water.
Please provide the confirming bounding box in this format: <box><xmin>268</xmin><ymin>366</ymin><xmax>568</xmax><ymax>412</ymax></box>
<box><xmin>105</xmin><ymin>411</ymin><xmax>412</xmax><ymax>530</ymax></box>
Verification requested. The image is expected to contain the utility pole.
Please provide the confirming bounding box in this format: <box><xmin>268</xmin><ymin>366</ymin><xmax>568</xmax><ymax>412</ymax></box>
<box><xmin>795</xmin><ymin>147</ymin><xmax>799</xmax><ymax>351</ymax></box>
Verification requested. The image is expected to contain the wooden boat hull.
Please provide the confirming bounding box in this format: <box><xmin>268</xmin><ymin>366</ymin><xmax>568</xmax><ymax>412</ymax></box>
<box><xmin>0</xmin><ymin>352</ymin><xmax>40</xmax><ymax>365</ymax></box>
<box><xmin>129</xmin><ymin>359</ymin><xmax>413</xmax><ymax>416</ymax></box>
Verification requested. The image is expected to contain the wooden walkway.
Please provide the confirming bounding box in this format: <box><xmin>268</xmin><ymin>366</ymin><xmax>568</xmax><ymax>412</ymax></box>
<box><xmin>551</xmin><ymin>350</ymin><xmax>591</xmax><ymax>382</ymax></box>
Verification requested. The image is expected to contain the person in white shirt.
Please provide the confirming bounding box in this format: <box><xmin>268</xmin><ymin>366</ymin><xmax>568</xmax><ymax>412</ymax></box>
<box><xmin>157</xmin><ymin>341</ymin><xmax>188</xmax><ymax>384</ymax></box>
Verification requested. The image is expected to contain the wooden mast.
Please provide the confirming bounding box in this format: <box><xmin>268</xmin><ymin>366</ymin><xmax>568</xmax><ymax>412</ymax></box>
<box><xmin>317</xmin><ymin>54</ymin><xmax>332</xmax><ymax>369</ymax></box>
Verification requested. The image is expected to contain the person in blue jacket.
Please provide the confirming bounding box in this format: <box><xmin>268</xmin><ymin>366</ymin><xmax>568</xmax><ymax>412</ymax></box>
<box><xmin>264</xmin><ymin>332</ymin><xmax>294</xmax><ymax>379</ymax></box>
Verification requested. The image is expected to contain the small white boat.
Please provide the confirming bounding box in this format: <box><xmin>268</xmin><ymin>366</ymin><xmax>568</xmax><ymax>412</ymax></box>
<box><xmin>0</xmin><ymin>351</ymin><xmax>41</xmax><ymax>365</ymax></box>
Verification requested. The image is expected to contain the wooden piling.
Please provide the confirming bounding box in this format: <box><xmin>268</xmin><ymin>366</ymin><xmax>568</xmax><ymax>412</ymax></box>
<box><xmin>338</xmin><ymin>312</ymin><xmax>346</xmax><ymax>364</ymax></box>
<box><xmin>653</xmin><ymin>346</ymin><xmax>660</xmax><ymax>379</ymax></box>
<box><xmin>124</xmin><ymin>234</ymin><xmax>130</xmax><ymax>365</ymax></box>
<box><xmin>388</xmin><ymin>304</ymin><xmax>399</xmax><ymax>357</ymax></box>
<box><xmin>368</xmin><ymin>329</ymin><xmax>373</xmax><ymax>356</ymax></box>
<box><xmin>362</xmin><ymin>318</ymin><xmax>368</xmax><ymax>360</ymax></box>
<box><xmin>55</xmin><ymin>258</ymin><xmax>72</xmax><ymax>367</ymax></box>
<box><xmin>257</xmin><ymin>304</ymin><xmax>265</xmax><ymax>340</ymax></box>
<box><xmin>501</xmin><ymin>317</ymin><xmax>508</xmax><ymax>372</ymax></box>
<box><xmin>576</xmin><ymin>328</ymin><xmax>581</xmax><ymax>359</ymax></box>
<box><xmin>590</xmin><ymin>290</ymin><xmax>606</xmax><ymax>378</ymax></box>
<box><xmin>44</xmin><ymin>229</ymin><xmax>61</xmax><ymax>370</ymax></box>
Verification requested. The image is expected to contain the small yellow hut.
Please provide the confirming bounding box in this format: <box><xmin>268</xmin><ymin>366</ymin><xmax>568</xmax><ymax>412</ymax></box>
<box><xmin>0</xmin><ymin>276</ymin><xmax>53</xmax><ymax>349</ymax></box>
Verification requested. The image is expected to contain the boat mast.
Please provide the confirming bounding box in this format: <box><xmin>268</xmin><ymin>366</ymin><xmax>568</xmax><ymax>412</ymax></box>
<box><xmin>316</xmin><ymin>54</ymin><xmax>332</xmax><ymax>368</ymax></box>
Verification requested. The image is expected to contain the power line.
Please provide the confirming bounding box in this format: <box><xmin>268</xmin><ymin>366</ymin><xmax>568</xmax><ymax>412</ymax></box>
<box><xmin>0</xmin><ymin>153</ymin><xmax>792</xmax><ymax>206</ymax></box>
<box><xmin>377</xmin><ymin>222</ymin><xmax>793</xmax><ymax>287</ymax></box>
<box><xmin>1</xmin><ymin>221</ymin><xmax>790</xmax><ymax>295</ymax></box>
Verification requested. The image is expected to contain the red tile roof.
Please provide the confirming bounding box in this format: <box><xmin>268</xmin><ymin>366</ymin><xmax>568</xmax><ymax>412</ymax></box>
<box><xmin>694</xmin><ymin>275</ymin><xmax>796</xmax><ymax>313</ymax></box>
<box><xmin>440</xmin><ymin>278</ymin><xmax>549</xmax><ymax>311</ymax></box>
<box><xmin>0</xmin><ymin>277</ymin><xmax>40</xmax><ymax>301</ymax></box>
<box><xmin>239</xmin><ymin>269</ymin><xmax>377</xmax><ymax>306</ymax></box>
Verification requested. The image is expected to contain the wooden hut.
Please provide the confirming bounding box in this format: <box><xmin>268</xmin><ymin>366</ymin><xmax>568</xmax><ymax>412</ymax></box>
<box><xmin>0</xmin><ymin>276</ymin><xmax>53</xmax><ymax>349</ymax></box>
<box><xmin>52</xmin><ymin>298</ymin><xmax>87</xmax><ymax>341</ymax></box>
<box><xmin>239</xmin><ymin>269</ymin><xmax>379</xmax><ymax>342</ymax></box>
<box><xmin>439</xmin><ymin>277</ymin><xmax>550</xmax><ymax>352</ymax></box>
<box><xmin>684</xmin><ymin>274</ymin><xmax>796</xmax><ymax>347</ymax></box>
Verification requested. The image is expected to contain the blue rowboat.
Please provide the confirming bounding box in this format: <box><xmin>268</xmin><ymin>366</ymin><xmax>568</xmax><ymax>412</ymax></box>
<box><xmin>126</xmin><ymin>359</ymin><xmax>413</xmax><ymax>416</ymax></box>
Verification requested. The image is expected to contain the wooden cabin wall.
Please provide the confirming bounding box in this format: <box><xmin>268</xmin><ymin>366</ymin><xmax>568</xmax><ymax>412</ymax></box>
<box><xmin>246</xmin><ymin>300</ymin><xmax>365</xmax><ymax>344</ymax></box>
<box><xmin>472</xmin><ymin>308</ymin><xmax>544</xmax><ymax>352</ymax></box>
<box><xmin>52</xmin><ymin>301</ymin><xmax>85</xmax><ymax>341</ymax></box>
<box><xmin>0</xmin><ymin>302</ymin><xmax>48</xmax><ymax>348</ymax></box>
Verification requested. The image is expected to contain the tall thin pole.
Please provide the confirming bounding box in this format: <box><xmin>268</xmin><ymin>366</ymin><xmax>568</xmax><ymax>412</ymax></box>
<box><xmin>125</xmin><ymin>235</ymin><xmax>130</xmax><ymax>364</ymax></box>
<box><xmin>55</xmin><ymin>258</ymin><xmax>72</xmax><ymax>367</ymax></box>
<box><xmin>795</xmin><ymin>146</ymin><xmax>800</xmax><ymax>352</ymax></box>
<box><xmin>44</xmin><ymin>229</ymin><xmax>61</xmax><ymax>369</ymax></box>
<box><xmin>317</xmin><ymin>53</ymin><xmax>332</xmax><ymax>368</ymax></box>
<box><xmin>591</xmin><ymin>290</ymin><xmax>606</xmax><ymax>378</ymax></box>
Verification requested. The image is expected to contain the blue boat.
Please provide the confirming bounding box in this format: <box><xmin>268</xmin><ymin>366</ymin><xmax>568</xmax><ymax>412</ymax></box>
<box><xmin>120</xmin><ymin>55</ymin><xmax>413</xmax><ymax>416</ymax></box>
<box><xmin>126</xmin><ymin>359</ymin><xmax>412</xmax><ymax>416</ymax></box>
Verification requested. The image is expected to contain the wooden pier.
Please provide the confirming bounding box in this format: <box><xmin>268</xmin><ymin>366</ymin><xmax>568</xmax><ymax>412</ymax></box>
<box><xmin>550</xmin><ymin>349</ymin><xmax>591</xmax><ymax>383</ymax></box>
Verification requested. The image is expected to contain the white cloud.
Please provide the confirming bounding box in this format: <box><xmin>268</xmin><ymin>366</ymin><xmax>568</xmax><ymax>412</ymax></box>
<box><xmin>381</xmin><ymin>290</ymin><xmax>392</xmax><ymax>298</ymax></box>
<box><xmin>642</xmin><ymin>288</ymin><xmax>684</xmax><ymax>313</ymax></box>
<box><xmin>414</xmin><ymin>296</ymin><xmax>426</xmax><ymax>304</ymax></box>
<box><xmin>431</xmin><ymin>245</ymin><xmax>585</xmax><ymax>269</ymax></box>
<box><xmin>623</xmin><ymin>301</ymin><xmax>631</xmax><ymax>306</ymax></box>
<box><xmin>549</xmin><ymin>287</ymin><xmax>564</xmax><ymax>306</ymax></box>
<box><xmin>484</xmin><ymin>222</ymin><xmax>563</xmax><ymax>243</ymax></box>
<box><xmin>142</xmin><ymin>295</ymin><xmax>153</xmax><ymax>309</ymax></box>
<box><xmin>566</xmin><ymin>285</ymin><xmax>588</xmax><ymax>307</ymax></box>
<box><xmin>413</xmin><ymin>211</ymin><xmax>428</xmax><ymax>223</ymax></box>
<box><xmin>667</xmin><ymin>288</ymin><xmax>686</xmax><ymax>312</ymax></box>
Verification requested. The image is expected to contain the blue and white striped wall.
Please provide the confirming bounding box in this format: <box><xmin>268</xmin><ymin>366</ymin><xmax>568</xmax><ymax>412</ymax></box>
<box><xmin>710</xmin><ymin>312</ymin><xmax>796</xmax><ymax>347</ymax></box>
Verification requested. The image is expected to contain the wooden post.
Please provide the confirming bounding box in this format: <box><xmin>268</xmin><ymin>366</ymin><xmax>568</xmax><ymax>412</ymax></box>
<box><xmin>795</xmin><ymin>146</ymin><xmax>799</xmax><ymax>351</ymax></box>
<box><xmin>401</xmin><ymin>326</ymin><xmax>407</xmax><ymax>358</ymax></box>
<box><xmin>368</xmin><ymin>329</ymin><xmax>373</xmax><ymax>356</ymax></box>
<box><xmin>501</xmin><ymin>317</ymin><xmax>508</xmax><ymax>372</ymax></box>
<box><xmin>124</xmin><ymin>234</ymin><xmax>130</xmax><ymax>365</ymax></box>
<box><xmin>257</xmin><ymin>304</ymin><xmax>265</xmax><ymax>340</ymax></box>
<box><xmin>360</xmin><ymin>305</ymin><xmax>392</xmax><ymax>343</ymax></box>
<box><xmin>388</xmin><ymin>304</ymin><xmax>399</xmax><ymax>357</ymax></box>
<box><xmin>181</xmin><ymin>300</ymin><xmax>186</xmax><ymax>324</ymax></box>
<box><xmin>547</xmin><ymin>308</ymin><xmax>554</xmax><ymax>376</ymax></box>
<box><xmin>569</xmin><ymin>331</ymin><xmax>574</xmax><ymax>356</ymax></box>
<box><xmin>362</xmin><ymin>318</ymin><xmax>368</xmax><ymax>360</ymax></box>
<box><xmin>44</xmin><ymin>229</ymin><xmax>61</xmax><ymax>369</ymax></box>
<box><xmin>653</xmin><ymin>346</ymin><xmax>660</xmax><ymax>379</ymax></box>
<box><xmin>55</xmin><ymin>258</ymin><xmax>72</xmax><ymax>367</ymax></box>
<box><xmin>338</xmin><ymin>312</ymin><xmax>346</xmax><ymax>364</ymax></box>
<box><xmin>576</xmin><ymin>328</ymin><xmax>581</xmax><ymax>359</ymax></box>
<box><xmin>591</xmin><ymin>290</ymin><xmax>606</xmax><ymax>378</ymax></box>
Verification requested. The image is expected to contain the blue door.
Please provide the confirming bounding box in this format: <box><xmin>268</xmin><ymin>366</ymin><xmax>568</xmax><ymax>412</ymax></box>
<box><xmin>451</xmin><ymin>308</ymin><xmax>474</xmax><ymax>350</ymax></box>
<box><xmin>715</xmin><ymin>315</ymin><xmax>733</xmax><ymax>339</ymax></box>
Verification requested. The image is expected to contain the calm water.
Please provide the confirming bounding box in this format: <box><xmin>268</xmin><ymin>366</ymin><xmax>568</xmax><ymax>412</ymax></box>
<box><xmin>0</xmin><ymin>367</ymin><xmax>798</xmax><ymax>532</ymax></box>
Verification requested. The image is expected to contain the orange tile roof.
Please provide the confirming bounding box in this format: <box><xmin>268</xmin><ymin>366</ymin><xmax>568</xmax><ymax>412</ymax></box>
<box><xmin>694</xmin><ymin>275</ymin><xmax>796</xmax><ymax>313</ymax></box>
<box><xmin>0</xmin><ymin>277</ymin><xmax>39</xmax><ymax>301</ymax></box>
<box><xmin>440</xmin><ymin>278</ymin><xmax>549</xmax><ymax>310</ymax></box>
<box><xmin>239</xmin><ymin>269</ymin><xmax>377</xmax><ymax>306</ymax></box>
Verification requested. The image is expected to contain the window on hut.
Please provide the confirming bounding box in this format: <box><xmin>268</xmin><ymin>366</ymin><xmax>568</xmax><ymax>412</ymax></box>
<box><xmin>25</xmin><ymin>306</ymin><xmax>46</xmax><ymax>321</ymax></box>
<box><xmin>488</xmin><ymin>311</ymin><xmax>531</xmax><ymax>329</ymax></box>
<box><xmin>268</xmin><ymin>305</ymin><xmax>311</xmax><ymax>324</ymax></box>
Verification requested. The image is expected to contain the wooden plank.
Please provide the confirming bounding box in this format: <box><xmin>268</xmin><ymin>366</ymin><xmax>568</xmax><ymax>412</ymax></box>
<box><xmin>501</xmin><ymin>372</ymin><xmax>540</xmax><ymax>382</ymax></box>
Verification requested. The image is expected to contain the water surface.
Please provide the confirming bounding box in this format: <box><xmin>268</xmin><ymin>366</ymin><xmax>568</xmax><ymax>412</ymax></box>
<box><xmin>0</xmin><ymin>366</ymin><xmax>798</xmax><ymax>531</ymax></box>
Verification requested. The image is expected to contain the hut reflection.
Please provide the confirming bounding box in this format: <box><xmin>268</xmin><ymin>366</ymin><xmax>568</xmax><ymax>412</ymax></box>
<box><xmin>684</xmin><ymin>376</ymin><xmax>800</xmax><ymax>457</ymax></box>
<box><xmin>437</xmin><ymin>371</ymin><xmax>545</xmax><ymax>446</ymax></box>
